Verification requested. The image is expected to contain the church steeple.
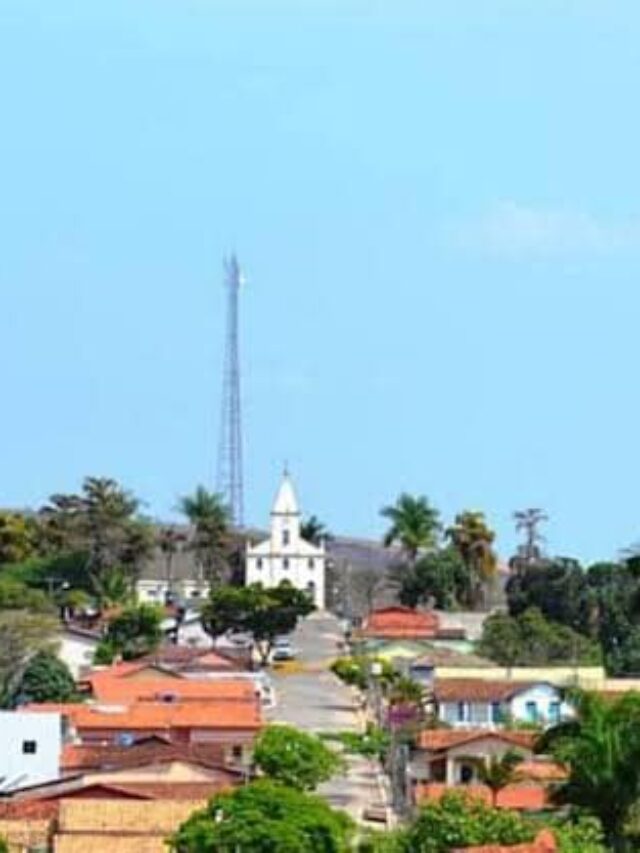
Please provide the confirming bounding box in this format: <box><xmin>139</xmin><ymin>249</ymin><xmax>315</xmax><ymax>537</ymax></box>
<box><xmin>272</xmin><ymin>470</ymin><xmax>300</xmax><ymax>517</ymax></box>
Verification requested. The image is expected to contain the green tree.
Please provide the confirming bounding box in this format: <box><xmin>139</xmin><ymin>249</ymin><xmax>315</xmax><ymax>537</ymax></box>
<box><xmin>381</xmin><ymin>494</ymin><xmax>441</xmax><ymax>564</ymax></box>
<box><xmin>96</xmin><ymin>603</ymin><xmax>163</xmax><ymax>662</ymax></box>
<box><xmin>473</xmin><ymin>749</ymin><xmax>525</xmax><ymax>808</ymax></box>
<box><xmin>537</xmin><ymin>689</ymin><xmax>640</xmax><ymax>851</ymax></box>
<box><xmin>254</xmin><ymin>725</ymin><xmax>344</xmax><ymax>790</ymax></box>
<box><xmin>446</xmin><ymin>510</ymin><xmax>498</xmax><ymax>608</ymax></box>
<box><xmin>91</xmin><ymin>565</ymin><xmax>135</xmax><ymax>610</ymax></box>
<box><xmin>201</xmin><ymin>582</ymin><xmax>314</xmax><ymax>664</ymax></box>
<box><xmin>506</xmin><ymin>557</ymin><xmax>591</xmax><ymax>633</ymax></box>
<box><xmin>158</xmin><ymin>527</ymin><xmax>187</xmax><ymax>597</ymax></box>
<box><xmin>0</xmin><ymin>611</ymin><xmax>58</xmax><ymax>706</ymax></box>
<box><xmin>396</xmin><ymin>547</ymin><xmax>470</xmax><ymax>609</ymax></box>
<box><xmin>172</xmin><ymin>779</ymin><xmax>354</xmax><ymax>853</ymax></box>
<box><xmin>587</xmin><ymin>560</ymin><xmax>640</xmax><ymax>675</ymax></box>
<box><xmin>399</xmin><ymin>790</ymin><xmax>534</xmax><ymax>852</ymax></box>
<box><xmin>477</xmin><ymin>608</ymin><xmax>601</xmax><ymax>667</ymax></box>
<box><xmin>0</xmin><ymin>579</ymin><xmax>52</xmax><ymax>612</ymax></box>
<box><xmin>10</xmin><ymin>650</ymin><xmax>76</xmax><ymax>705</ymax></box>
<box><xmin>300</xmin><ymin>516</ymin><xmax>331</xmax><ymax>546</ymax></box>
<box><xmin>179</xmin><ymin>487</ymin><xmax>231</xmax><ymax>584</ymax></box>
<box><xmin>0</xmin><ymin>512</ymin><xmax>37</xmax><ymax>565</ymax></box>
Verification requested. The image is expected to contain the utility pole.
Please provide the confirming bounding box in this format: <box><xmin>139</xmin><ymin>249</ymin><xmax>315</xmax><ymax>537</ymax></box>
<box><xmin>216</xmin><ymin>255</ymin><xmax>244</xmax><ymax>527</ymax></box>
<box><xmin>513</xmin><ymin>508</ymin><xmax>548</xmax><ymax>565</ymax></box>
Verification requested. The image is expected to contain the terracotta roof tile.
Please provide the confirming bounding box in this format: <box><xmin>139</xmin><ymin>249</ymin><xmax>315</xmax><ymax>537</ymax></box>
<box><xmin>90</xmin><ymin>675</ymin><xmax>257</xmax><ymax>703</ymax></box>
<box><xmin>361</xmin><ymin>606</ymin><xmax>441</xmax><ymax>639</ymax></box>
<box><xmin>61</xmin><ymin>740</ymin><xmax>228</xmax><ymax>771</ymax></box>
<box><xmin>434</xmin><ymin>679</ymin><xmax>540</xmax><ymax>702</ymax></box>
<box><xmin>25</xmin><ymin>698</ymin><xmax>262</xmax><ymax>731</ymax></box>
<box><xmin>417</xmin><ymin>728</ymin><xmax>536</xmax><ymax>751</ymax></box>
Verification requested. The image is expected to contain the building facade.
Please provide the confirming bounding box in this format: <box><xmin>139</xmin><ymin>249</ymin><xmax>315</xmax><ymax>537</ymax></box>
<box><xmin>245</xmin><ymin>473</ymin><xmax>325</xmax><ymax>609</ymax></box>
<box><xmin>0</xmin><ymin>712</ymin><xmax>61</xmax><ymax>791</ymax></box>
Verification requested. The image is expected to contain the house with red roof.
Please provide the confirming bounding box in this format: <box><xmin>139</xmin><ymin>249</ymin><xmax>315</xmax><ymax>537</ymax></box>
<box><xmin>433</xmin><ymin>678</ymin><xmax>572</xmax><ymax>728</ymax></box>
<box><xmin>411</xmin><ymin>728</ymin><xmax>565</xmax><ymax>812</ymax></box>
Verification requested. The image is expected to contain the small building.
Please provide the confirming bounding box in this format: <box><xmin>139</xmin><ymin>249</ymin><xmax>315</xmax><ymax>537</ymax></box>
<box><xmin>245</xmin><ymin>472</ymin><xmax>326</xmax><ymax>609</ymax></box>
<box><xmin>412</xmin><ymin>728</ymin><xmax>565</xmax><ymax>813</ymax></box>
<box><xmin>433</xmin><ymin>679</ymin><xmax>572</xmax><ymax>729</ymax></box>
<box><xmin>355</xmin><ymin>606</ymin><xmax>467</xmax><ymax>656</ymax></box>
<box><xmin>0</xmin><ymin>711</ymin><xmax>62</xmax><ymax>792</ymax></box>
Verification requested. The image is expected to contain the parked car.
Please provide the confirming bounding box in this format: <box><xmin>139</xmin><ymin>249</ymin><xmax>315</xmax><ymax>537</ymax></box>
<box><xmin>271</xmin><ymin>637</ymin><xmax>297</xmax><ymax>661</ymax></box>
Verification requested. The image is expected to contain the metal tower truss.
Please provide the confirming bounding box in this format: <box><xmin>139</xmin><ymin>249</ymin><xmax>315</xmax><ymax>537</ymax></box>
<box><xmin>216</xmin><ymin>254</ymin><xmax>244</xmax><ymax>526</ymax></box>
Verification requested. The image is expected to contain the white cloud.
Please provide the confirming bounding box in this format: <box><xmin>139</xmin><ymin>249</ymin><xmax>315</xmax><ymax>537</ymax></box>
<box><xmin>452</xmin><ymin>201</ymin><xmax>640</xmax><ymax>257</ymax></box>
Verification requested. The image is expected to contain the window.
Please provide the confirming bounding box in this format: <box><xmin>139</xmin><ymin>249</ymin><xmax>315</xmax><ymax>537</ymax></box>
<box><xmin>548</xmin><ymin>701</ymin><xmax>561</xmax><ymax>723</ymax></box>
<box><xmin>232</xmin><ymin>745</ymin><xmax>243</xmax><ymax>760</ymax></box>
<box><xmin>22</xmin><ymin>741</ymin><xmax>37</xmax><ymax>755</ymax></box>
<box><xmin>256</xmin><ymin>558</ymin><xmax>263</xmax><ymax>569</ymax></box>
<box><xmin>491</xmin><ymin>702</ymin><xmax>503</xmax><ymax>724</ymax></box>
<box><xmin>457</xmin><ymin>702</ymin><xmax>466</xmax><ymax>723</ymax></box>
<box><xmin>525</xmin><ymin>701</ymin><xmax>538</xmax><ymax>723</ymax></box>
<box><xmin>308</xmin><ymin>558</ymin><xmax>314</xmax><ymax>569</ymax></box>
<box><xmin>283</xmin><ymin>558</ymin><xmax>289</xmax><ymax>569</ymax></box>
<box><xmin>469</xmin><ymin>702</ymin><xmax>489</xmax><ymax>724</ymax></box>
<box><xmin>459</xmin><ymin>763</ymin><xmax>474</xmax><ymax>784</ymax></box>
<box><xmin>283</xmin><ymin>530</ymin><xmax>290</xmax><ymax>546</ymax></box>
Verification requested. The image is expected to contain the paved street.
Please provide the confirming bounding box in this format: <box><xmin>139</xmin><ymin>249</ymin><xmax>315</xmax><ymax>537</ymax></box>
<box><xmin>267</xmin><ymin>612</ymin><xmax>386</xmax><ymax>823</ymax></box>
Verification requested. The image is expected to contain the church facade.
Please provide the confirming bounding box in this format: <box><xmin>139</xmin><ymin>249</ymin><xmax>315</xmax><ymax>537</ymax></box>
<box><xmin>245</xmin><ymin>473</ymin><xmax>326</xmax><ymax>609</ymax></box>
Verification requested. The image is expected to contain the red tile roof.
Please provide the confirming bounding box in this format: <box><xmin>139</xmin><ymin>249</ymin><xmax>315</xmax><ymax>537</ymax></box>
<box><xmin>89</xmin><ymin>674</ymin><xmax>257</xmax><ymax>704</ymax></box>
<box><xmin>24</xmin><ymin>699</ymin><xmax>261</xmax><ymax>731</ymax></box>
<box><xmin>434</xmin><ymin>679</ymin><xmax>540</xmax><ymax>702</ymax></box>
<box><xmin>61</xmin><ymin>739</ymin><xmax>229</xmax><ymax>772</ymax></box>
<box><xmin>361</xmin><ymin>606</ymin><xmax>441</xmax><ymax>639</ymax></box>
<box><xmin>417</xmin><ymin>729</ymin><xmax>536</xmax><ymax>752</ymax></box>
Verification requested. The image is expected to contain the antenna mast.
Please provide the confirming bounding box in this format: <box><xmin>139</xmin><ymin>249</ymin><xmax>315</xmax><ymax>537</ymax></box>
<box><xmin>216</xmin><ymin>255</ymin><xmax>244</xmax><ymax>526</ymax></box>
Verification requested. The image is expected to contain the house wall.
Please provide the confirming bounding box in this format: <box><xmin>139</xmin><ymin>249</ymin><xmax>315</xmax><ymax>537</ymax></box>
<box><xmin>58</xmin><ymin>632</ymin><xmax>97</xmax><ymax>678</ymax></box>
<box><xmin>510</xmin><ymin>683</ymin><xmax>571</xmax><ymax>725</ymax></box>
<box><xmin>0</xmin><ymin>712</ymin><xmax>61</xmax><ymax>790</ymax></box>
<box><xmin>0</xmin><ymin>818</ymin><xmax>50</xmax><ymax>852</ymax></box>
<box><xmin>435</xmin><ymin>666</ymin><xmax>605</xmax><ymax>689</ymax></box>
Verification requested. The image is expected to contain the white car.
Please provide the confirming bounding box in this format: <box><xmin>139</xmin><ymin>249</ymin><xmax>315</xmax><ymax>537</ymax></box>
<box><xmin>271</xmin><ymin>638</ymin><xmax>297</xmax><ymax>661</ymax></box>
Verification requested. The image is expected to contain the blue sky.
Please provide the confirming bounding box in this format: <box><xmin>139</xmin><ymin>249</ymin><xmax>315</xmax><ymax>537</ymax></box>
<box><xmin>2</xmin><ymin>0</ymin><xmax>640</xmax><ymax>563</ymax></box>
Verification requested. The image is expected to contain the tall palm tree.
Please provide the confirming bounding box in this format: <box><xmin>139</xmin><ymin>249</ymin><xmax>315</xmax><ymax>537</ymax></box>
<box><xmin>158</xmin><ymin>527</ymin><xmax>187</xmax><ymax>595</ymax></box>
<box><xmin>513</xmin><ymin>508</ymin><xmax>548</xmax><ymax>565</ymax></box>
<box><xmin>473</xmin><ymin>749</ymin><xmax>524</xmax><ymax>808</ymax></box>
<box><xmin>300</xmin><ymin>516</ymin><xmax>331</xmax><ymax>546</ymax></box>
<box><xmin>179</xmin><ymin>487</ymin><xmax>231</xmax><ymax>585</ymax></box>
<box><xmin>537</xmin><ymin>689</ymin><xmax>640</xmax><ymax>851</ymax></box>
<box><xmin>446</xmin><ymin>510</ymin><xmax>497</xmax><ymax>608</ymax></box>
<box><xmin>381</xmin><ymin>494</ymin><xmax>441</xmax><ymax>564</ymax></box>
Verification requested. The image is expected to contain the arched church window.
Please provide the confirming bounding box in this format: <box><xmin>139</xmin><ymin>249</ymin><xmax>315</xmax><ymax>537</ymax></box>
<box><xmin>257</xmin><ymin>558</ymin><xmax>263</xmax><ymax>569</ymax></box>
<box><xmin>308</xmin><ymin>559</ymin><xmax>314</xmax><ymax>569</ymax></box>
<box><xmin>283</xmin><ymin>530</ymin><xmax>290</xmax><ymax>546</ymax></box>
<box><xmin>283</xmin><ymin>558</ymin><xmax>289</xmax><ymax>569</ymax></box>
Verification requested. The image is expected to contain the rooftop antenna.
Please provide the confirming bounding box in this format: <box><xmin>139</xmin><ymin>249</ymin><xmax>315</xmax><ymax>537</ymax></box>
<box><xmin>216</xmin><ymin>254</ymin><xmax>244</xmax><ymax>526</ymax></box>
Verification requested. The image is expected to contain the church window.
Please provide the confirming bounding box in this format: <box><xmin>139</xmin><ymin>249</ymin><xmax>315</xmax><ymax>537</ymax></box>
<box><xmin>257</xmin><ymin>558</ymin><xmax>263</xmax><ymax>569</ymax></box>
<box><xmin>283</xmin><ymin>530</ymin><xmax>290</xmax><ymax>546</ymax></box>
<box><xmin>283</xmin><ymin>558</ymin><xmax>289</xmax><ymax>569</ymax></box>
<box><xmin>308</xmin><ymin>558</ymin><xmax>314</xmax><ymax>569</ymax></box>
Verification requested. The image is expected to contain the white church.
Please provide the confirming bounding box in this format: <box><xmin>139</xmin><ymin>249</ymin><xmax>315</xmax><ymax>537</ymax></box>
<box><xmin>245</xmin><ymin>472</ymin><xmax>326</xmax><ymax>610</ymax></box>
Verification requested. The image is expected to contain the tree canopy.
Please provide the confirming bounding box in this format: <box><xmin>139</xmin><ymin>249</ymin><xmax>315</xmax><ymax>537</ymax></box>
<box><xmin>396</xmin><ymin>547</ymin><xmax>470</xmax><ymax>610</ymax></box>
<box><xmin>10</xmin><ymin>649</ymin><xmax>76</xmax><ymax>706</ymax></box>
<box><xmin>254</xmin><ymin>725</ymin><xmax>344</xmax><ymax>790</ymax></box>
<box><xmin>381</xmin><ymin>494</ymin><xmax>441</xmax><ymax>563</ymax></box>
<box><xmin>172</xmin><ymin>779</ymin><xmax>354</xmax><ymax>853</ymax></box>
<box><xmin>477</xmin><ymin>607</ymin><xmax>601</xmax><ymax>667</ymax></box>
<box><xmin>95</xmin><ymin>603</ymin><xmax>164</xmax><ymax>663</ymax></box>
<box><xmin>537</xmin><ymin>689</ymin><xmax>640</xmax><ymax>850</ymax></box>
<box><xmin>200</xmin><ymin>582</ymin><xmax>314</xmax><ymax>663</ymax></box>
<box><xmin>0</xmin><ymin>611</ymin><xmax>58</xmax><ymax>707</ymax></box>
<box><xmin>178</xmin><ymin>487</ymin><xmax>231</xmax><ymax>585</ymax></box>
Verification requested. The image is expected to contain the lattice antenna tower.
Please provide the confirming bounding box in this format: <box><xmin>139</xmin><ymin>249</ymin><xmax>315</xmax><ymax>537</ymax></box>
<box><xmin>216</xmin><ymin>254</ymin><xmax>244</xmax><ymax>526</ymax></box>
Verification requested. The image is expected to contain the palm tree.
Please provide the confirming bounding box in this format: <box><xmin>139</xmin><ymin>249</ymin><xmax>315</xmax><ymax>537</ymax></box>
<box><xmin>178</xmin><ymin>487</ymin><xmax>231</xmax><ymax>585</ymax></box>
<box><xmin>300</xmin><ymin>516</ymin><xmax>331</xmax><ymax>546</ymax></box>
<box><xmin>92</xmin><ymin>566</ymin><xmax>134</xmax><ymax>611</ymax></box>
<box><xmin>387</xmin><ymin>675</ymin><xmax>425</xmax><ymax>708</ymax></box>
<box><xmin>474</xmin><ymin>749</ymin><xmax>525</xmax><ymax>808</ymax></box>
<box><xmin>513</xmin><ymin>508</ymin><xmax>548</xmax><ymax>565</ymax></box>
<box><xmin>158</xmin><ymin>527</ymin><xmax>187</xmax><ymax>596</ymax></box>
<box><xmin>381</xmin><ymin>494</ymin><xmax>441</xmax><ymax>564</ymax></box>
<box><xmin>446</xmin><ymin>511</ymin><xmax>497</xmax><ymax>608</ymax></box>
<box><xmin>537</xmin><ymin>689</ymin><xmax>640</xmax><ymax>851</ymax></box>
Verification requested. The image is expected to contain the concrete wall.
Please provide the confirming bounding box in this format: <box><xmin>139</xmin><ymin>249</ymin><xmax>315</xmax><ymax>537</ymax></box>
<box><xmin>0</xmin><ymin>712</ymin><xmax>61</xmax><ymax>790</ymax></box>
<box><xmin>435</xmin><ymin>665</ymin><xmax>606</xmax><ymax>689</ymax></box>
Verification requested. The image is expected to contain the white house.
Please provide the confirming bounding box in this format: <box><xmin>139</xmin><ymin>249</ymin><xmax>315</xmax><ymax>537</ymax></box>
<box><xmin>434</xmin><ymin>679</ymin><xmax>572</xmax><ymax>729</ymax></box>
<box><xmin>0</xmin><ymin>712</ymin><xmax>62</xmax><ymax>791</ymax></box>
<box><xmin>245</xmin><ymin>473</ymin><xmax>326</xmax><ymax>609</ymax></box>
